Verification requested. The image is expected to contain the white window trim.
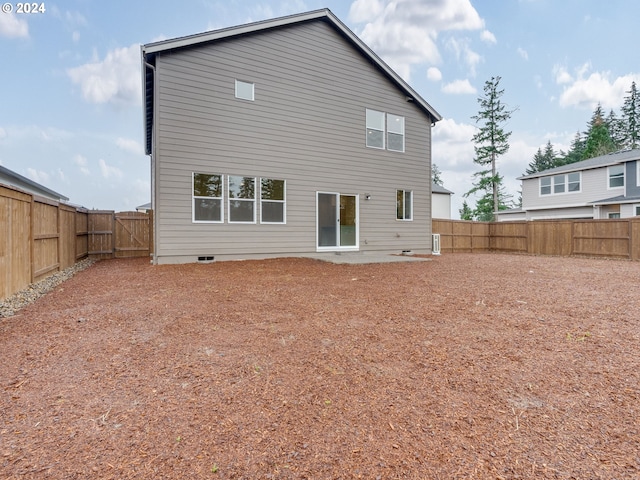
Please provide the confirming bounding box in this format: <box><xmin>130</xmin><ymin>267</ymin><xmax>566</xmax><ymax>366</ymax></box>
<box><xmin>192</xmin><ymin>172</ymin><xmax>224</xmax><ymax>223</ymax></box>
<box><xmin>539</xmin><ymin>172</ymin><xmax>581</xmax><ymax>196</ymax></box>
<box><xmin>235</xmin><ymin>79</ymin><xmax>254</xmax><ymax>101</ymax></box>
<box><xmin>228</xmin><ymin>175</ymin><xmax>257</xmax><ymax>224</ymax></box>
<box><xmin>607</xmin><ymin>165</ymin><xmax>625</xmax><ymax>190</ymax></box>
<box><xmin>396</xmin><ymin>189</ymin><xmax>413</xmax><ymax>221</ymax></box>
<box><xmin>260</xmin><ymin>178</ymin><xmax>286</xmax><ymax>224</ymax></box>
<box><xmin>366</xmin><ymin>109</ymin><xmax>385</xmax><ymax>150</ymax></box>
<box><xmin>387</xmin><ymin>113</ymin><xmax>405</xmax><ymax>153</ymax></box>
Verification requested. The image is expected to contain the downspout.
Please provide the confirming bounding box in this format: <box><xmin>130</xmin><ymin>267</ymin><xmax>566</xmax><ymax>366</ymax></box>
<box><xmin>144</xmin><ymin>58</ymin><xmax>158</xmax><ymax>264</ymax></box>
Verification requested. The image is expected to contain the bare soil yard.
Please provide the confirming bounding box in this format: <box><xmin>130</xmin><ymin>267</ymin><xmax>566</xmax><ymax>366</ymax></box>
<box><xmin>1</xmin><ymin>253</ymin><xmax>639</xmax><ymax>479</ymax></box>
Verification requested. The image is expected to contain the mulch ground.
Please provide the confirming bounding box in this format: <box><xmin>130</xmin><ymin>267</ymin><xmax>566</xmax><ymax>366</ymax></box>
<box><xmin>1</xmin><ymin>253</ymin><xmax>639</xmax><ymax>479</ymax></box>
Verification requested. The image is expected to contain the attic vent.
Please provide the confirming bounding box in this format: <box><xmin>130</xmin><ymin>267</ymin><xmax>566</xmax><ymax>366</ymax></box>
<box><xmin>197</xmin><ymin>256</ymin><xmax>215</xmax><ymax>263</ymax></box>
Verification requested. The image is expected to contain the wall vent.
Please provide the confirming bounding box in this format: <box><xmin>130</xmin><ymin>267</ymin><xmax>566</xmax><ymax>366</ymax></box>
<box><xmin>197</xmin><ymin>256</ymin><xmax>215</xmax><ymax>263</ymax></box>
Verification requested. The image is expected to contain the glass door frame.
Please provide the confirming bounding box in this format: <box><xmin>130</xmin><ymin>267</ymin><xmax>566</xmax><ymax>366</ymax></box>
<box><xmin>316</xmin><ymin>191</ymin><xmax>359</xmax><ymax>252</ymax></box>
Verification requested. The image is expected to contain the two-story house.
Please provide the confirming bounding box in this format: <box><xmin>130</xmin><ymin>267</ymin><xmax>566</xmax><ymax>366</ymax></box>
<box><xmin>141</xmin><ymin>9</ymin><xmax>441</xmax><ymax>264</ymax></box>
<box><xmin>496</xmin><ymin>149</ymin><xmax>640</xmax><ymax>221</ymax></box>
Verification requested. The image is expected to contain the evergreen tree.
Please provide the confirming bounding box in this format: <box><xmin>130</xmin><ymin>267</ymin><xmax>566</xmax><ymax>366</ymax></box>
<box><xmin>459</xmin><ymin>200</ymin><xmax>473</xmax><ymax>220</ymax></box>
<box><xmin>559</xmin><ymin>131</ymin><xmax>586</xmax><ymax>165</ymax></box>
<box><xmin>466</xmin><ymin>76</ymin><xmax>514</xmax><ymax>220</ymax></box>
<box><xmin>525</xmin><ymin>140</ymin><xmax>557</xmax><ymax>174</ymax></box>
<box><xmin>621</xmin><ymin>81</ymin><xmax>640</xmax><ymax>149</ymax></box>
<box><xmin>470</xmin><ymin>173</ymin><xmax>513</xmax><ymax>221</ymax></box>
<box><xmin>431</xmin><ymin>163</ymin><xmax>443</xmax><ymax>186</ymax></box>
<box><xmin>582</xmin><ymin>106</ymin><xmax>616</xmax><ymax>159</ymax></box>
<box><xmin>606</xmin><ymin>109</ymin><xmax>625</xmax><ymax>150</ymax></box>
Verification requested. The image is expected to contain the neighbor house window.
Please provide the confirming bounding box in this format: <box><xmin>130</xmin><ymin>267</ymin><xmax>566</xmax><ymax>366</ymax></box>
<box><xmin>366</xmin><ymin>109</ymin><xmax>385</xmax><ymax>149</ymax></box>
<box><xmin>366</xmin><ymin>109</ymin><xmax>405</xmax><ymax>152</ymax></box>
<box><xmin>235</xmin><ymin>80</ymin><xmax>254</xmax><ymax>101</ymax></box>
<box><xmin>387</xmin><ymin>114</ymin><xmax>405</xmax><ymax>152</ymax></box>
<box><xmin>540</xmin><ymin>177</ymin><xmax>551</xmax><ymax>195</ymax></box>
<box><xmin>609</xmin><ymin>165</ymin><xmax>624</xmax><ymax>188</ymax></box>
<box><xmin>228</xmin><ymin>175</ymin><xmax>256</xmax><ymax>223</ymax></box>
<box><xmin>540</xmin><ymin>173</ymin><xmax>580</xmax><ymax>195</ymax></box>
<box><xmin>396</xmin><ymin>189</ymin><xmax>412</xmax><ymax>220</ymax></box>
<box><xmin>193</xmin><ymin>173</ymin><xmax>223</xmax><ymax>222</ymax></box>
<box><xmin>260</xmin><ymin>178</ymin><xmax>285</xmax><ymax>224</ymax></box>
<box><xmin>635</xmin><ymin>205</ymin><xmax>640</xmax><ymax>216</ymax></box>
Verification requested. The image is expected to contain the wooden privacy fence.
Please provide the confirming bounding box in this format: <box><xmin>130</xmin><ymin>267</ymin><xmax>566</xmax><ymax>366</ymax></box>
<box><xmin>433</xmin><ymin>218</ymin><xmax>640</xmax><ymax>260</ymax></box>
<box><xmin>1</xmin><ymin>183</ymin><xmax>151</xmax><ymax>300</ymax></box>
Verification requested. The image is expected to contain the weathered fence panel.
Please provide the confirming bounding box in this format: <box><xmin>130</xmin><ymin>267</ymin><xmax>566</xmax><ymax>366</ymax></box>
<box><xmin>572</xmin><ymin>220</ymin><xmax>631</xmax><ymax>259</ymax></box>
<box><xmin>88</xmin><ymin>210</ymin><xmax>115</xmax><ymax>259</ymax></box>
<box><xmin>433</xmin><ymin>219</ymin><xmax>490</xmax><ymax>253</ymax></box>
<box><xmin>527</xmin><ymin>221</ymin><xmax>573</xmax><ymax>256</ymax></box>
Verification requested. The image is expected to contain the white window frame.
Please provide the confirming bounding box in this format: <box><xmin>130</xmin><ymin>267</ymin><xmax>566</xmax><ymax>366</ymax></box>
<box><xmin>366</xmin><ymin>109</ymin><xmax>385</xmax><ymax>149</ymax></box>
<box><xmin>396</xmin><ymin>189</ymin><xmax>413</xmax><ymax>221</ymax></box>
<box><xmin>608</xmin><ymin>165</ymin><xmax>625</xmax><ymax>189</ymax></box>
<box><xmin>540</xmin><ymin>173</ymin><xmax>581</xmax><ymax>196</ymax></box>
<box><xmin>634</xmin><ymin>204</ymin><xmax>640</xmax><ymax>216</ymax></box>
<box><xmin>235</xmin><ymin>79</ymin><xmax>254</xmax><ymax>101</ymax></box>
<box><xmin>228</xmin><ymin>175</ymin><xmax>256</xmax><ymax>224</ymax></box>
<box><xmin>387</xmin><ymin>113</ymin><xmax>405</xmax><ymax>152</ymax></box>
<box><xmin>192</xmin><ymin>172</ymin><xmax>224</xmax><ymax>223</ymax></box>
<box><xmin>260</xmin><ymin>178</ymin><xmax>286</xmax><ymax>224</ymax></box>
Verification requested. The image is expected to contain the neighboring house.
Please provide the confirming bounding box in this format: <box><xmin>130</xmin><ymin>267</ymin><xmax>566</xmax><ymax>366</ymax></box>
<box><xmin>431</xmin><ymin>182</ymin><xmax>453</xmax><ymax>219</ymax></box>
<box><xmin>496</xmin><ymin>149</ymin><xmax>640</xmax><ymax>221</ymax></box>
<box><xmin>136</xmin><ymin>202</ymin><xmax>151</xmax><ymax>213</ymax></box>
<box><xmin>141</xmin><ymin>9</ymin><xmax>442</xmax><ymax>264</ymax></box>
<box><xmin>0</xmin><ymin>164</ymin><xmax>69</xmax><ymax>203</ymax></box>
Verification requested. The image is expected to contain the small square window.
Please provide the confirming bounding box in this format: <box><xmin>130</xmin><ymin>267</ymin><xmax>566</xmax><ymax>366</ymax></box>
<box><xmin>235</xmin><ymin>80</ymin><xmax>254</xmax><ymax>101</ymax></box>
<box><xmin>609</xmin><ymin>165</ymin><xmax>624</xmax><ymax>188</ymax></box>
<box><xmin>540</xmin><ymin>177</ymin><xmax>551</xmax><ymax>195</ymax></box>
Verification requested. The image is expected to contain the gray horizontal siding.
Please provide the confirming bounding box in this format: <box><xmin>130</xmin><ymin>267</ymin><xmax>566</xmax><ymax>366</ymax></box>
<box><xmin>154</xmin><ymin>20</ymin><xmax>433</xmax><ymax>261</ymax></box>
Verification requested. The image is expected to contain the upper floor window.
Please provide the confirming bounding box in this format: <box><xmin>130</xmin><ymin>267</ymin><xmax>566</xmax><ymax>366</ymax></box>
<box><xmin>540</xmin><ymin>172</ymin><xmax>580</xmax><ymax>195</ymax></box>
<box><xmin>608</xmin><ymin>165</ymin><xmax>624</xmax><ymax>188</ymax></box>
<box><xmin>235</xmin><ymin>80</ymin><xmax>254</xmax><ymax>101</ymax></box>
<box><xmin>366</xmin><ymin>109</ymin><xmax>405</xmax><ymax>152</ymax></box>
<box><xmin>193</xmin><ymin>173</ymin><xmax>223</xmax><ymax>223</ymax></box>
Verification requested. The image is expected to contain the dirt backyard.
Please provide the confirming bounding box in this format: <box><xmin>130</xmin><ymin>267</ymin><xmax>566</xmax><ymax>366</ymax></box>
<box><xmin>1</xmin><ymin>253</ymin><xmax>639</xmax><ymax>479</ymax></box>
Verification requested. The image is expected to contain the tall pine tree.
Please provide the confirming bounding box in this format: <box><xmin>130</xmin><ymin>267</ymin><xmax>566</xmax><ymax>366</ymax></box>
<box><xmin>621</xmin><ymin>81</ymin><xmax>640</xmax><ymax>149</ymax></box>
<box><xmin>465</xmin><ymin>76</ymin><xmax>514</xmax><ymax>220</ymax></box>
<box><xmin>582</xmin><ymin>105</ymin><xmax>616</xmax><ymax>159</ymax></box>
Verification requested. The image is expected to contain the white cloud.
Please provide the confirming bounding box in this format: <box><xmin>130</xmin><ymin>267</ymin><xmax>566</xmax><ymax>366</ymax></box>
<box><xmin>99</xmin><ymin>159</ymin><xmax>123</xmax><ymax>179</ymax></box>
<box><xmin>480</xmin><ymin>29</ymin><xmax>496</xmax><ymax>44</ymax></box>
<box><xmin>432</xmin><ymin>118</ymin><xmax>476</xmax><ymax>169</ymax></box>
<box><xmin>442</xmin><ymin>79</ymin><xmax>476</xmax><ymax>94</ymax></box>
<box><xmin>553</xmin><ymin>64</ymin><xmax>573</xmax><ymax>85</ymax></box>
<box><xmin>26</xmin><ymin>168</ymin><xmax>50</xmax><ymax>184</ymax></box>
<box><xmin>116</xmin><ymin>137</ymin><xmax>144</xmax><ymax>155</ymax></box>
<box><xmin>445</xmin><ymin>37</ymin><xmax>482</xmax><ymax>76</ymax></box>
<box><xmin>557</xmin><ymin>65</ymin><xmax>640</xmax><ymax>110</ymax></box>
<box><xmin>350</xmin><ymin>0</ymin><xmax>484</xmax><ymax>81</ymax></box>
<box><xmin>517</xmin><ymin>47</ymin><xmax>528</xmax><ymax>61</ymax></box>
<box><xmin>67</xmin><ymin>44</ymin><xmax>141</xmax><ymax>106</ymax></box>
<box><xmin>0</xmin><ymin>12</ymin><xmax>29</xmax><ymax>38</ymax></box>
<box><xmin>427</xmin><ymin>67</ymin><xmax>442</xmax><ymax>82</ymax></box>
<box><xmin>74</xmin><ymin>154</ymin><xmax>90</xmax><ymax>175</ymax></box>
<box><xmin>0</xmin><ymin>127</ymin><xmax>6</xmax><ymax>139</ymax></box>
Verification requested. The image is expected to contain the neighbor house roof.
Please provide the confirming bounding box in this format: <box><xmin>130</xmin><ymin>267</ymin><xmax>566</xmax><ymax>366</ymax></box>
<box><xmin>141</xmin><ymin>8</ymin><xmax>442</xmax><ymax>156</ymax></box>
<box><xmin>518</xmin><ymin>149</ymin><xmax>640</xmax><ymax>180</ymax></box>
<box><xmin>432</xmin><ymin>183</ymin><xmax>453</xmax><ymax>195</ymax></box>
<box><xmin>0</xmin><ymin>164</ymin><xmax>69</xmax><ymax>202</ymax></box>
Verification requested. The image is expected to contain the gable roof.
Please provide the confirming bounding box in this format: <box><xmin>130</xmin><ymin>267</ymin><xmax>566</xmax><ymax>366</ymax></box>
<box><xmin>141</xmin><ymin>8</ymin><xmax>442</xmax><ymax>156</ymax></box>
<box><xmin>0</xmin><ymin>164</ymin><xmax>69</xmax><ymax>202</ymax></box>
<box><xmin>432</xmin><ymin>182</ymin><xmax>453</xmax><ymax>195</ymax></box>
<box><xmin>519</xmin><ymin>149</ymin><xmax>640</xmax><ymax>180</ymax></box>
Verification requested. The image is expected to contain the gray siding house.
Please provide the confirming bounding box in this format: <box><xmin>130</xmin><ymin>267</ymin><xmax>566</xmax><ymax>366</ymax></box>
<box><xmin>142</xmin><ymin>9</ymin><xmax>441</xmax><ymax>264</ymax></box>
<box><xmin>496</xmin><ymin>149</ymin><xmax>640</xmax><ymax>221</ymax></box>
<box><xmin>0</xmin><ymin>165</ymin><xmax>69</xmax><ymax>203</ymax></box>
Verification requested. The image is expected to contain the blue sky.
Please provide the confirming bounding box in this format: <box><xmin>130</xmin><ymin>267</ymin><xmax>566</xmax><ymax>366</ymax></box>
<box><xmin>1</xmin><ymin>0</ymin><xmax>639</xmax><ymax>217</ymax></box>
